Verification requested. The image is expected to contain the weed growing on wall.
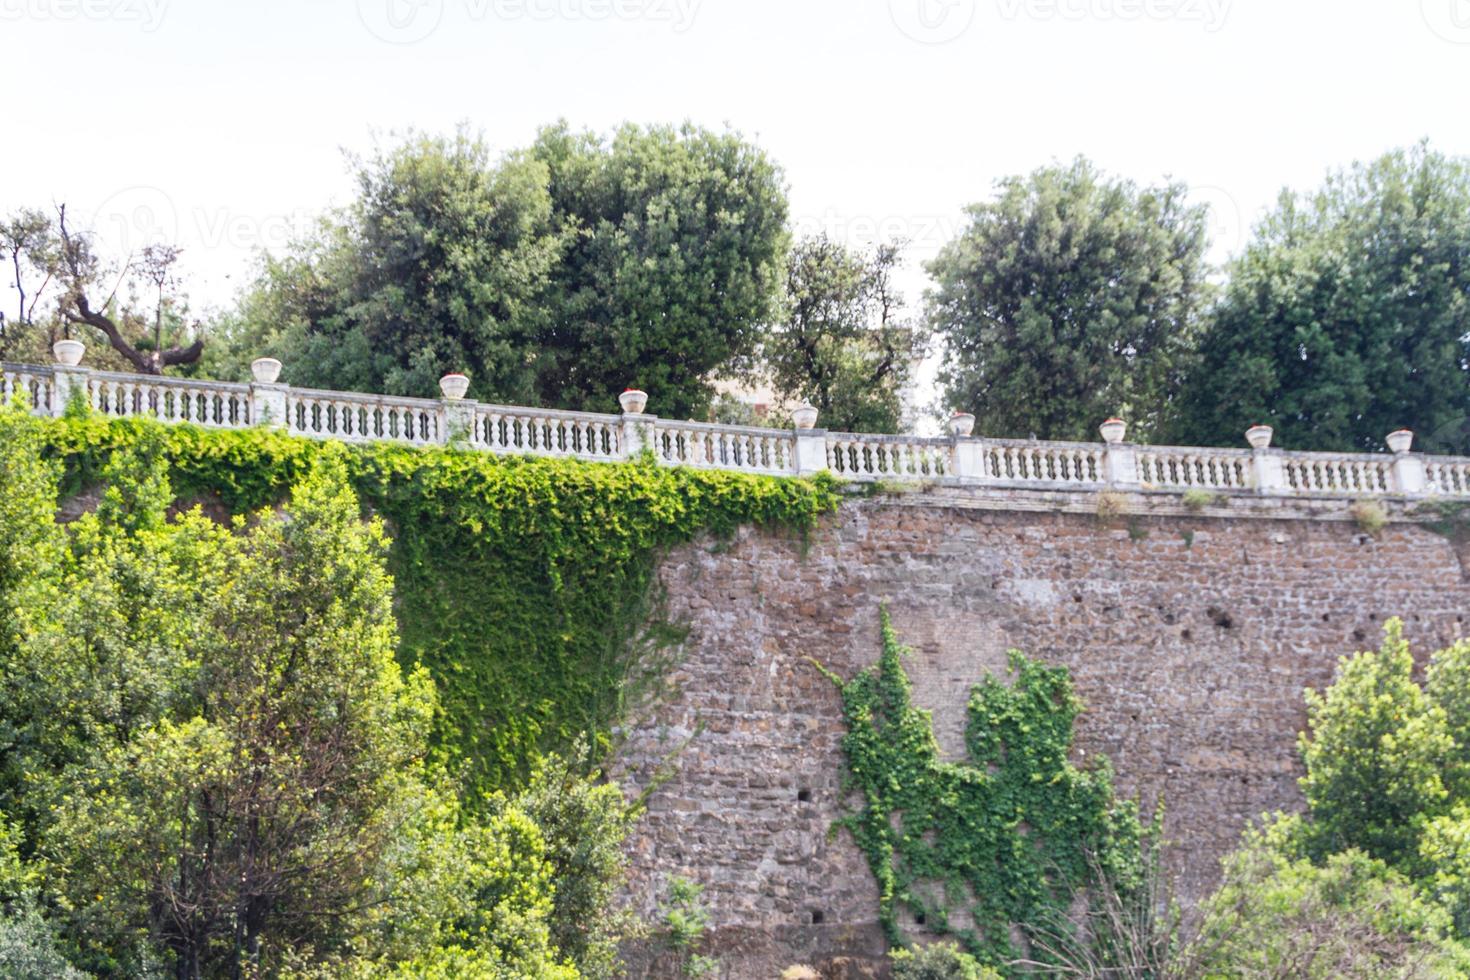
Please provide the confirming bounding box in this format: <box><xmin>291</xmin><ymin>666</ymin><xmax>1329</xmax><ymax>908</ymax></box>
<box><xmin>821</xmin><ymin>610</ymin><xmax>1149</xmax><ymax>974</ymax></box>
<box><xmin>38</xmin><ymin>416</ymin><xmax>840</xmax><ymax>800</ymax></box>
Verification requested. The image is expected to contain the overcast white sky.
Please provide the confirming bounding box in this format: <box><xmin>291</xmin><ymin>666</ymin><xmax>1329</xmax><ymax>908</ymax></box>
<box><xmin>5</xmin><ymin>0</ymin><xmax>1470</xmax><ymax>340</ymax></box>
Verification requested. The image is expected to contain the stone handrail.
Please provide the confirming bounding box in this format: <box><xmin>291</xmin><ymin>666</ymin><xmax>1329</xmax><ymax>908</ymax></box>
<box><xmin>88</xmin><ymin>369</ymin><xmax>254</xmax><ymax>428</ymax></box>
<box><xmin>826</xmin><ymin>432</ymin><xmax>950</xmax><ymax>479</ymax></box>
<box><xmin>651</xmin><ymin>418</ymin><xmax>797</xmax><ymax>475</ymax></box>
<box><xmin>7</xmin><ymin>351</ymin><xmax>1468</xmax><ymax>499</ymax></box>
<box><xmin>472</xmin><ymin>403</ymin><xmax>623</xmax><ymax>461</ymax></box>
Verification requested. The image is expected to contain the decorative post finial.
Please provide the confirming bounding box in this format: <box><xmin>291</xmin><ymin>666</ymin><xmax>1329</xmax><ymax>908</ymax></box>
<box><xmin>439</xmin><ymin>373</ymin><xmax>470</xmax><ymax>400</ymax></box>
<box><xmin>791</xmin><ymin>403</ymin><xmax>819</xmax><ymax>430</ymax></box>
<box><xmin>251</xmin><ymin>357</ymin><xmax>282</xmax><ymax>384</ymax></box>
<box><xmin>1245</xmin><ymin>424</ymin><xmax>1273</xmax><ymax>450</ymax></box>
<box><xmin>52</xmin><ymin>339</ymin><xmax>85</xmax><ymax>366</ymax></box>
<box><xmin>1386</xmin><ymin>429</ymin><xmax>1414</xmax><ymax>455</ymax></box>
<box><xmin>619</xmin><ymin>388</ymin><xmax>648</xmax><ymax>415</ymax></box>
<box><xmin>947</xmin><ymin>411</ymin><xmax>976</xmax><ymax>438</ymax></box>
<box><xmin>1099</xmin><ymin>417</ymin><xmax>1127</xmax><ymax>445</ymax></box>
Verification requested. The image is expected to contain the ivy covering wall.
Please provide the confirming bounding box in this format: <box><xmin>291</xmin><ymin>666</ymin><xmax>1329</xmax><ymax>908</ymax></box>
<box><xmin>38</xmin><ymin>415</ymin><xmax>840</xmax><ymax>800</ymax></box>
<box><xmin>825</xmin><ymin>610</ymin><xmax>1148</xmax><ymax>974</ymax></box>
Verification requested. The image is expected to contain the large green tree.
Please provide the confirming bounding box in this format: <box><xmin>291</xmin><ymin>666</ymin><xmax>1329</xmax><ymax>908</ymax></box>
<box><xmin>760</xmin><ymin>236</ymin><xmax>924</xmax><ymax>433</ymax></box>
<box><xmin>527</xmin><ymin>121</ymin><xmax>788</xmax><ymax>418</ymax></box>
<box><xmin>927</xmin><ymin>158</ymin><xmax>1211</xmax><ymax>442</ymax></box>
<box><xmin>1174</xmin><ymin>144</ymin><xmax>1470</xmax><ymax>454</ymax></box>
<box><xmin>227</xmin><ymin>123</ymin><xmax>788</xmax><ymax>418</ymax></box>
<box><xmin>228</xmin><ymin>131</ymin><xmax>564</xmax><ymax>402</ymax></box>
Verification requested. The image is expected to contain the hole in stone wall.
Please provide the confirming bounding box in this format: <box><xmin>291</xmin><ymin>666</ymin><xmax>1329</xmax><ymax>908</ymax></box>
<box><xmin>1353</xmin><ymin>628</ymin><xmax>1367</xmax><ymax>644</ymax></box>
<box><xmin>797</xmin><ymin>788</ymin><xmax>811</xmax><ymax>803</ymax></box>
<box><xmin>1073</xmin><ymin>594</ymin><xmax>1083</xmax><ymax>603</ymax></box>
<box><xmin>914</xmin><ymin>912</ymin><xmax>926</xmax><ymax>926</ymax></box>
<box><xmin>1321</xmin><ymin>613</ymin><xmax>1330</xmax><ymax>622</ymax></box>
<box><xmin>809</xmin><ymin>910</ymin><xmax>824</xmax><ymax>925</ymax></box>
<box><xmin>1207</xmin><ymin>607</ymin><xmax>1234</xmax><ymax>629</ymax></box>
<box><xmin>1181</xmin><ymin>628</ymin><xmax>1192</xmax><ymax>641</ymax></box>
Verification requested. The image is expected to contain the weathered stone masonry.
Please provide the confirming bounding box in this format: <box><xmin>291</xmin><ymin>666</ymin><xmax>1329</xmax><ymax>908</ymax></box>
<box><xmin>615</xmin><ymin>488</ymin><xmax>1470</xmax><ymax>977</ymax></box>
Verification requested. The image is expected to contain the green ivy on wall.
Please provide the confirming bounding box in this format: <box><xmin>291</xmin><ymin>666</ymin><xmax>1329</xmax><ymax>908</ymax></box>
<box><xmin>39</xmin><ymin>416</ymin><xmax>840</xmax><ymax>800</ymax></box>
<box><xmin>821</xmin><ymin>609</ymin><xmax>1148</xmax><ymax>974</ymax></box>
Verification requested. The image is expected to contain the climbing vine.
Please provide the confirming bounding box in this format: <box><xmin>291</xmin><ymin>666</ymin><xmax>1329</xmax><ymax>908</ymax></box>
<box><xmin>824</xmin><ymin>609</ymin><xmax>1149</xmax><ymax>975</ymax></box>
<box><xmin>38</xmin><ymin>415</ymin><xmax>840</xmax><ymax>800</ymax></box>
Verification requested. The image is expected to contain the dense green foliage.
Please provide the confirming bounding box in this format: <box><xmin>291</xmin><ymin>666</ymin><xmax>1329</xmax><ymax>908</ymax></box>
<box><xmin>221</xmin><ymin>123</ymin><xmax>788</xmax><ymax>419</ymax></box>
<box><xmin>34</xmin><ymin>414</ymin><xmax>838</xmax><ymax>800</ymax></box>
<box><xmin>825</xmin><ymin>610</ymin><xmax>1147</xmax><ymax>974</ymax></box>
<box><xmin>1191</xmin><ymin>826</ymin><xmax>1470</xmax><ymax>978</ymax></box>
<box><xmin>1212</xmin><ymin>618</ymin><xmax>1470</xmax><ymax>971</ymax></box>
<box><xmin>219</xmin><ymin>131</ymin><xmax>562</xmax><ymax>402</ymax></box>
<box><xmin>525</xmin><ymin>122</ymin><xmax>789</xmax><ymax>419</ymax></box>
<box><xmin>888</xmin><ymin>941</ymin><xmax>1000</xmax><ymax>979</ymax></box>
<box><xmin>760</xmin><ymin>236</ymin><xmax>924</xmax><ymax>433</ymax></box>
<box><xmin>1297</xmin><ymin>618</ymin><xmax>1453</xmax><ymax>867</ymax></box>
<box><xmin>927</xmin><ymin>157</ymin><xmax>1211</xmax><ymax>442</ymax></box>
<box><xmin>1175</xmin><ymin>144</ymin><xmax>1470</xmax><ymax>454</ymax></box>
<box><xmin>0</xmin><ymin>409</ymin><xmax>609</xmax><ymax>977</ymax></box>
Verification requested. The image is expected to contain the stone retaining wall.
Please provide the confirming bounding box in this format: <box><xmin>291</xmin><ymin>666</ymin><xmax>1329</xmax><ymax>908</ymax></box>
<box><xmin>614</xmin><ymin>488</ymin><xmax>1470</xmax><ymax>978</ymax></box>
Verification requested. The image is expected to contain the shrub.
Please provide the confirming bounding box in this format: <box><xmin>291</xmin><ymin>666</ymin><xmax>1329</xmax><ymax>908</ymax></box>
<box><xmin>1350</xmin><ymin>499</ymin><xmax>1388</xmax><ymax>535</ymax></box>
<box><xmin>889</xmin><ymin>941</ymin><xmax>1001</xmax><ymax>979</ymax></box>
<box><xmin>1190</xmin><ymin>832</ymin><xmax>1470</xmax><ymax>978</ymax></box>
<box><xmin>1180</xmin><ymin>487</ymin><xmax>1217</xmax><ymax>511</ymax></box>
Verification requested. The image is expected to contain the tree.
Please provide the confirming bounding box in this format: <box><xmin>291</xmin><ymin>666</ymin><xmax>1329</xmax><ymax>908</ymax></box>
<box><xmin>54</xmin><ymin>204</ymin><xmax>204</xmax><ymax>373</ymax></box>
<box><xmin>42</xmin><ymin>450</ymin><xmax>455</xmax><ymax>977</ymax></box>
<box><xmin>1174</xmin><ymin>144</ymin><xmax>1470</xmax><ymax>454</ymax></box>
<box><xmin>1190</xmin><ymin>832</ymin><xmax>1470</xmax><ymax>979</ymax></box>
<box><xmin>761</xmin><ymin>236</ymin><xmax>924</xmax><ymax>433</ymax></box>
<box><xmin>927</xmin><ymin>158</ymin><xmax>1211</xmax><ymax>442</ymax></box>
<box><xmin>0</xmin><ymin>209</ymin><xmax>57</xmax><ymax>358</ymax></box>
<box><xmin>1296</xmin><ymin>619</ymin><xmax>1452</xmax><ymax>868</ymax></box>
<box><xmin>528</xmin><ymin>122</ymin><xmax>789</xmax><ymax>418</ymax></box>
<box><xmin>229</xmin><ymin>123</ymin><xmax>789</xmax><ymax>418</ymax></box>
<box><xmin>234</xmin><ymin>131</ymin><xmax>565</xmax><ymax>401</ymax></box>
<box><xmin>503</xmin><ymin>743</ymin><xmax>634</xmax><ymax>979</ymax></box>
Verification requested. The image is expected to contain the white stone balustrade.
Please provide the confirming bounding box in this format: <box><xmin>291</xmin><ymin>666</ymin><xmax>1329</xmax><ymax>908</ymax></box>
<box><xmin>654</xmin><ymin>419</ymin><xmax>797</xmax><ymax>475</ymax></box>
<box><xmin>6</xmin><ymin>350</ymin><xmax>1470</xmax><ymax>500</ymax></box>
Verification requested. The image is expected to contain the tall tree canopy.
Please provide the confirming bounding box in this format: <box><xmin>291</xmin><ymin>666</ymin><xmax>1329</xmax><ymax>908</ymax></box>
<box><xmin>927</xmin><ymin>158</ymin><xmax>1211</xmax><ymax>442</ymax></box>
<box><xmin>229</xmin><ymin>131</ymin><xmax>564</xmax><ymax>402</ymax></box>
<box><xmin>760</xmin><ymin>236</ymin><xmax>924</xmax><ymax>433</ymax></box>
<box><xmin>528</xmin><ymin>122</ymin><xmax>789</xmax><ymax>419</ymax></box>
<box><xmin>1173</xmin><ymin>144</ymin><xmax>1470</xmax><ymax>454</ymax></box>
<box><xmin>228</xmin><ymin>123</ymin><xmax>788</xmax><ymax>418</ymax></box>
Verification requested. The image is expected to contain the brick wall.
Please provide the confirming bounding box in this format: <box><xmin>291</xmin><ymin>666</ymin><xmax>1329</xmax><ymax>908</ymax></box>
<box><xmin>614</xmin><ymin>488</ymin><xmax>1470</xmax><ymax>978</ymax></box>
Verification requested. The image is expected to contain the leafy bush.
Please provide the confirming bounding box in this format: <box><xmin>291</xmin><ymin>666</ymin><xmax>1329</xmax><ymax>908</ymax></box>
<box><xmin>1297</xmin><ymin>619</ymin><xmax>1453</xmax><ymax>869</ymax></box>
<box><xmin>889</xmin><ymin>941</ymin><xmax>1001</xmax><ymax>979</ymax></box>
<box><xmin>1190</xmin><ymin>831</ymin><xmax>1470</xmax><ymax>978</ymax></box>
<box><xmin>0</xmin><ymin>408</ymin><xmax>599</xmax><ymax>977</ymax></box>
<box><xmin>659</xmin><ymin>876</ymin><xmax>716</xmax><ymax>977</ymax></box>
